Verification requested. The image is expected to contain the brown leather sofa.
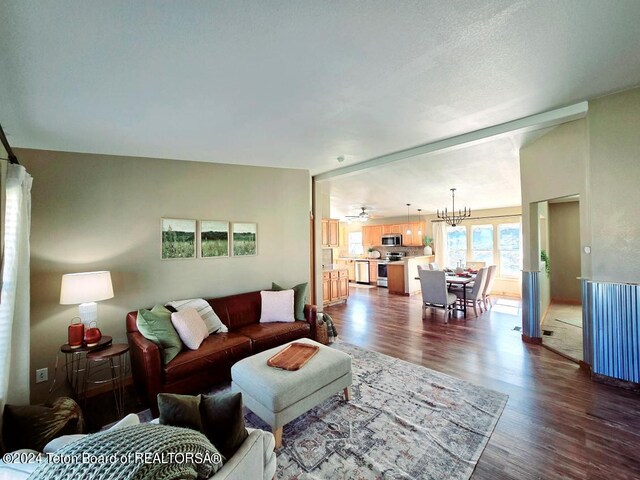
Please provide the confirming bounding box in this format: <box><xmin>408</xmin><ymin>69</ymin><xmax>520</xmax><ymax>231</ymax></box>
<box><xmin>126</xmin><ymin>290</ymin><xmax>318</xmax><ymax>415</ymax></box>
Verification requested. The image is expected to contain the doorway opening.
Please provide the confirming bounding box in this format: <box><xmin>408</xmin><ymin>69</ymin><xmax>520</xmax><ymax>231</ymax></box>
<box><xmin>537</xmin><ymin>196</ymin><xmax>582</xmax><ymax>361</ymax></box>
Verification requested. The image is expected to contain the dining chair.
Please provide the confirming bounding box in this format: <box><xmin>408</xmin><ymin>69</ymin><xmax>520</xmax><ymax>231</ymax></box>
<box><xmin>482</xmin><ymin>265</ymin><xmax>497</xmax><ymax>308</ymax></box>
<box><xmin>428</xmin><ymin>262</ymin><xmax>439</xmax><ymax>271</ymax></box>
<box><xmin>455</xmin><ymin>267</ymin><xmax>488</xmax><ymax>316</ymax></box>
<box><xmin>418</xmin><ymin>269</ymin><xmax>457</xmax><ymax>322</ymax></box>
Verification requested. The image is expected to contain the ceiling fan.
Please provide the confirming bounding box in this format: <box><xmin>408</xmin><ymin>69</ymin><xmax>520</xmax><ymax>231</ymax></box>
<box><xmin>345</xmin><ymin>207</ymin><xmax>371</xmax><ymax>223</ymax></box>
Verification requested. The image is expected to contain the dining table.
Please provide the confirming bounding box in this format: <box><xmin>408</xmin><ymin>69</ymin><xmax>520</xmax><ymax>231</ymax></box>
<box><xmin>445</xmin><ymin>273</ymin><xmax>475</xmax><ymax>318</ymax></box>
<box><xmin>415</xmin><ymin>272</ymin><xmax>476</xmax><ymax>318</ymax></box>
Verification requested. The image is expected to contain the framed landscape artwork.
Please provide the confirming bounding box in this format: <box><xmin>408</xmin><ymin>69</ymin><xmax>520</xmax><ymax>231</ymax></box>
<box><xmin>232</xmin><ymin>222</ymin><xmax>257</xmax><ymax>256</ymax></box>
<box><xmin>200</xmin><ymin>220</ymin><xmax>229</xmax><ymax>258</ymax></box>
<box><xmin>161</xmin><ymin>218</ymin><xmax>196</xmax><ymax>259</ymax></box>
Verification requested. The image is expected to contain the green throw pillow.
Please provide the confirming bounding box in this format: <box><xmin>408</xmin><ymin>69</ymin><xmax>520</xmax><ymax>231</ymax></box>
<box><xmin>136</xmin><ymin>304</ymin><xmax>183</xmax><ymax>365</ymax></box>
<box><xmin>200</xmin><ymin>392</ymin><xmax>248</xmax><ymax>460</ymax></box>
<box><xmin>272</xmin><ymin>281</ymin><xmax>308</xmax><ymax>321</ymax></box>
<box><xmin>158</xmin><ymin>393</ymin><xmax>204</xmax><ymax>433</ymax></box>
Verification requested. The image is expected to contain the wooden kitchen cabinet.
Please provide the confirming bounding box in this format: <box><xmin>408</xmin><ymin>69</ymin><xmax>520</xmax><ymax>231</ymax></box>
<box><xmin>323</xmin><ymin>268</ymin><xmax>349</xmax><ymax>305</ymax></box>
<box><xmin>363</xmin><ymin>225</ymin><xmax>382</xmax><ymax>247</ymax></box>
<box><xmin>321</xmin><ymin>219</ymin><xmax>340</xmax><ymax>247</ymax></box>
<box><xmin>387</xmin><ymin>263</ymin><xmax>406</xmax><ymax>295</ymax></box>
<box><xmin>335</xmin><ymin>259</ymin><xmax>356</xmax><ymax>282</ymax></box>
<box><xmin>369</xmin><ymin>260</ymin><xmax>378</xmax><ymax>283</ymax></box>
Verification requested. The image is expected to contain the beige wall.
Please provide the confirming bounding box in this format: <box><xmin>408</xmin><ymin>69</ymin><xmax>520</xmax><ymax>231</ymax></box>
<box><xmin>521</xmin><ymin>85</ymin><xmax>640</xmax><ymax>295</ymax></box>
<box><xmin>588</xmin><ymin>88</ymin><xmax>640</xmax><ymax>283</ymax></box>
<box><xmin>549</xmin><ymin>201</ymin><xmax>581</xmax><ymax>302</ymax></box>
<box><xmin>520</xmin><ymin>118</ymin><xmax>590</xmax><ymax>276</ymax></box>
<box><xmin>19</xmin><ymin>148</ymin><xmax>311</xmax><ymax>403</ymax></box>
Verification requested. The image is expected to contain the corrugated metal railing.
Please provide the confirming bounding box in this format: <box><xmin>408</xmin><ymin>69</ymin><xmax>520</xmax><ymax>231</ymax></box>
<box><xmin>522</xmin><ymin>271</ymin><xmax>540</xmax><ymax>339</ymax></box>
<box><xmin>586</xmin><ymin>280</ymin><xmax>640</xmax><ymax>383</ymax></box>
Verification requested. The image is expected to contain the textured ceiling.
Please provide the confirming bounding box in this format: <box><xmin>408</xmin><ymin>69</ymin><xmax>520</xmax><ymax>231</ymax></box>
<box><xmin>2</xmin><ymin>1</ymin><xmax>640</xmax><ymax>177</ymax></box>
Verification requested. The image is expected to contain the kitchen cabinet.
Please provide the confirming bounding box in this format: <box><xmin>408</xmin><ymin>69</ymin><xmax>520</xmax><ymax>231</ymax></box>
<box><xmin>322</xmin><ymin>268</ymin><xmax>349</xmax><ymax>306</ymax></box>
<box><xmin>321</xmin><ymin>219</ymin><xmax>340</xmax><ymax>247</ymax></box>
<box><xmin>362</xmin><ymin>225</ymin><xmax>382</xmax><ymax>246</ymax></box>
<box><xmin>382</xmin><ymin>224</ymin><xmax>402</xmax><ymax>235</ymax></box>
<box><xmin>387</xmin><ymin>263</ymin><xmax>406</xmax><ymax>295</ymax></box>
<box><xmin>337</xmin><ymin>259</ymin><xmax>356</xmax><ymax>282</ymax></box>
<box><xmin>368</xmin><ymin>260</ymin><xmax>378</xmax><ymax>283</ymax></box>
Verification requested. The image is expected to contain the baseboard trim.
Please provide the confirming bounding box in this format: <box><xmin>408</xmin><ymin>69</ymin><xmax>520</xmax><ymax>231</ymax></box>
<box><xmin>521</xmin><ymin>334</ymin><xmax>542</xmax><ymax>345</ymax></box>
<box><xmin>591</xmin><ymin>372</ymin><xmax>640</xmax><ymax>392</ymax></box>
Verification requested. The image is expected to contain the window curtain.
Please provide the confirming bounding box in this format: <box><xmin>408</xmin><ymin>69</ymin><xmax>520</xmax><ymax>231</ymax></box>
<box><xmin>432</xmin><ymin>221</ymin><xmax>447</xmax><ymax>269</ymax></box>
<box><xmin>0</xmin><ymin>163</ymin><xmax>32</xmax><ymax>413</ymax></box>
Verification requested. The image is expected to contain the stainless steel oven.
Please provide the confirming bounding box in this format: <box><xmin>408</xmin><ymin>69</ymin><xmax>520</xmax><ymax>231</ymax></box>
<box><xmin>377</xmin><ymin>261</ymin><xmax>389</xmax><ymax>287</ymax></box>
<box><xmin>381</xmin><ymin>234</ymin><xmax>402</xmax><ymax>246</ymax></box>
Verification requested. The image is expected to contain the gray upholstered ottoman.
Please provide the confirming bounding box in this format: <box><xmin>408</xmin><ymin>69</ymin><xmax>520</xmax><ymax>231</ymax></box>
<box><xmin>231</xmin><ymin>338</ymin><xmax>352</xmax><ymax>448</ymax></box>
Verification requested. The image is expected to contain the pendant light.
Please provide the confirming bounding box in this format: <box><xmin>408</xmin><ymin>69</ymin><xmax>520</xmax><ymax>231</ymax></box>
<box><xmin>437</xmin><ymin>188</ymin><xmax>471</xmax><ymax>227</ymax></box>
<box><xmin>406</xmin><ymin>203</ymin><xmax>411</xmax><ymax>235</ymax></box>
<box><xmin>417</xmin><ymin>208</ymin><xmax>423</xmax><ymax>236</ymax></box>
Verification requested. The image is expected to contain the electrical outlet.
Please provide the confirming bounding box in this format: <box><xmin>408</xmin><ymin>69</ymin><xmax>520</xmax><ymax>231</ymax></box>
<box><xmin>35</xmin><ymin>367</ymin><xmax>48</xmax><ymax>384</ymax></box>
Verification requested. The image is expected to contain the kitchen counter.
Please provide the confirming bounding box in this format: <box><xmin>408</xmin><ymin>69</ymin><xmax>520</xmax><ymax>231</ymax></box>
<box><xmin>323</xmin><ymin>264</ymin><xmax>349</xmax><ymax>271</ymax></box>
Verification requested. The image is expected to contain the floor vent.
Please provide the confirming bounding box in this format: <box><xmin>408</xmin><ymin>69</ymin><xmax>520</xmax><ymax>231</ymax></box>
<box><xmin>512</xmin><ymin>326</ymin><xmax>521</xmax><ymax>331</ymax></box>
<box><xmin>542</xmin><ymin>330</ymin><xmax>554</xmax><ymax>336</ymax></box>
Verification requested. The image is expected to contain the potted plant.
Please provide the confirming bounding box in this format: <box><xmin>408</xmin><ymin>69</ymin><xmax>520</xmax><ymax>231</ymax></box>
<box><xmin>367</xmin><ymin>247</ymin><xmax>380</xmax><ymax>259</ymax></box>
<box><xmin>423</xmin><ymin>236</ymin><xmax>433</xmax><ymax>256</ymax></box>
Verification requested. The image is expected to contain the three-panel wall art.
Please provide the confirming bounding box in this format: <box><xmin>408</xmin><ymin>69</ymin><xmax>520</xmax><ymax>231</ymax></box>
<box><xmin>161</xmin><ymin>218</ymin><xmax>257</xmax><ymax>259</ymax></box>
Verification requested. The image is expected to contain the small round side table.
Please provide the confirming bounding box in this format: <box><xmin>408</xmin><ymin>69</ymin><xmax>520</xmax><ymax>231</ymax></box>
<box><xmin>57</xmin><ymin>336</ymin><xmax>113</xmax><ymax>398</ymax></box>
<box><xmin>84</xmin><ymin>343</ymin><xmax>130</xmax><ymax>418</ymax></box>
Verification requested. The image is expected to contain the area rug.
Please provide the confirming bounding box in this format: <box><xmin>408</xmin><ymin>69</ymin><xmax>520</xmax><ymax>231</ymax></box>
<box><xmin>138</xmin><ymin>342</ymin><xmax>508</xmax><ymax>479</ymax></box>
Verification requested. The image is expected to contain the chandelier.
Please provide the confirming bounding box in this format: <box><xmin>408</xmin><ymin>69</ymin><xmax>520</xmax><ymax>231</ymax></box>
<box><xmin>437</xmin><ymin>188</ymin><xmax>471</xmax><ymax>227</ymax></box>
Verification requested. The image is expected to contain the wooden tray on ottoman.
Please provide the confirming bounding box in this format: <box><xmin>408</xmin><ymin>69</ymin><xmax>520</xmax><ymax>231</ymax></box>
<box><xmin>267</xmin><ymin>342</ymin><xmax>320</xmax><ymax>371</ymax></box>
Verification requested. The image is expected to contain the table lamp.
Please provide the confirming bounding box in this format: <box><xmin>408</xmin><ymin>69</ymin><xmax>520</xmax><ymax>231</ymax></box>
<box><xmin>60</xmin><ymin>271</ymin><xmax>114</xmax><ymax>341</ymax></box>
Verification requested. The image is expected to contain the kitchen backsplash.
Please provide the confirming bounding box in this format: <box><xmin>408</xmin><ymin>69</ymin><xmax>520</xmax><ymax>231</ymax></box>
<box><xmin>338</xmin><ymin>245</ymin><xmax>429</xmax><ymax>258</ymax></box>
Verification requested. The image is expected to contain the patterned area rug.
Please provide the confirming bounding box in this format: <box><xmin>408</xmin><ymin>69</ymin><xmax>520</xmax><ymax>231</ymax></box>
<box><xmin>137</xmin><ymin>342</ymin><xmax>507</xmax><ymax>479</ymax></box>
<box><xmin>259</xmin><ymin>342</ymin><xmax>508</xmax><ymax>480</ymax></box>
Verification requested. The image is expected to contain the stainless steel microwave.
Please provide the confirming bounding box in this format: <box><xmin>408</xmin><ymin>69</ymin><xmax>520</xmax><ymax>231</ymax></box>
<box><xmin>381</xmin><ymin>234</ymin><xmax>402</xmax><ymax>246</ymax></box>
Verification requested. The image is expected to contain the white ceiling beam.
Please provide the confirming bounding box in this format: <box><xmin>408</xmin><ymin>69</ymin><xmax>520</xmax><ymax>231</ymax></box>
<box><xmin>314</xmin><ymin>101</ymin><xmax>588</xmax><ymax>182</ymax></box>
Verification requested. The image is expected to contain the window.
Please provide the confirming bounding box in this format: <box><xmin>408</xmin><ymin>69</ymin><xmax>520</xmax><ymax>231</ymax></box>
<box><xmin>446</xmin><ymin>226</ymin><xmax>466</xmax><ymax>268</ymax></box>
<box><xmin>348</xmin><ymin>232</ymin><xmax>363</xmax><ymax>255</ymax></box>
<box><xmin>471</xmin><ymin>225</ymin><xmax>494</xmax><ymax>265</ymax></box>
<box><xmin>498</xmin><ymin>223</ymin><xmax>522</xmax><ymax>277</ymax></box>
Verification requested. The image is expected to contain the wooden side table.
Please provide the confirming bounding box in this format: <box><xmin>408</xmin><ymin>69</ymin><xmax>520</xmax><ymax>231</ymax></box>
<box><xmin>84</xmin><ymin>344</ymin><xmax>130</xmax><ymax>418</ymax></box>
<box><xmin>56</xmin><ymin>336</ymin><xmax>113</xmax><ymax>399</ymax></box>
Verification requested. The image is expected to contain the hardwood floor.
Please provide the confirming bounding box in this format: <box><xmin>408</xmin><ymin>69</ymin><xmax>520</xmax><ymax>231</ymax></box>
<box><xmin>324</xmin><ymin>287</ymin><xmax>640</xmax><ymax>480</ymax></box>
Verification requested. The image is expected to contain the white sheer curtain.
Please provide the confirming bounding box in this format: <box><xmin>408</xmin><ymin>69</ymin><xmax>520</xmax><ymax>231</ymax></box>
<box><xmin>432</xmin><ymin>221</ymin><xmax>447</xmax><ymax>269</ymax></box>
<box><xmin>0</xmin><ymin>163</ymin><xmax>32</xmax><ymax>411</ymax></box>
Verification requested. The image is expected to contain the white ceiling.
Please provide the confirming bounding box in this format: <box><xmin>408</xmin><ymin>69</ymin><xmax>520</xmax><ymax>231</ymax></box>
<box><xmin>2</xmin><ymin>1</ymin><xmax>640</xmax><ymax>214</ymax></box>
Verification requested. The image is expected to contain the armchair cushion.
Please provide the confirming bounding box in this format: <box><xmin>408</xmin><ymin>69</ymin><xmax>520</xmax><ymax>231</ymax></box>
<box><xmin>158</xmin><ymin>393</ymin><xmax>203</xmax><ymax>432</ymax></box>
<box><xmin>200</xmin><ymin>392</ymin><xmax>248</xmax><ymax>460</ymax></box>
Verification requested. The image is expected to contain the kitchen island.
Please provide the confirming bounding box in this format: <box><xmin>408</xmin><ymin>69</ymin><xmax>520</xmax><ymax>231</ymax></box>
<box><xmin>322</xmin><ymin>264</ymin><xmax>349</xmax><ymax>306</ymax></box>
<box><xmin>387</xmin><ymin>255</ymin><xmax>435</xmax><ymax>295</ymax></box>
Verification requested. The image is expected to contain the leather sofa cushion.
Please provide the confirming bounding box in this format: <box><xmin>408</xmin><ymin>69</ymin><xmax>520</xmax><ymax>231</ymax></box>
<box><xmin>209</xmin><ymin>291</ymin><xmax>262</xmax><ymax>331</ymax></box>
<box><xmin>164</xmin><ymin>333</ymin><xmax>251</xmax><ymax>384</ymax></box>
<box><xmin>235</xmin><ymin>321</ymin><xmax>310</xmax><ymax>353</ymax></box>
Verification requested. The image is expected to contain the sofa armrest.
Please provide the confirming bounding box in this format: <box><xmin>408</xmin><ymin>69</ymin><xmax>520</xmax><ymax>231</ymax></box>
<box><xmin>127</xmin><ymin>331</ymin><xmax>163</xmax><ymax>415</ymax></box>
<box><xmin>211</xmin><ymin>429</ymin><xmax>271</xmax><ymax>480</ymax></box>
<box><xmin>304</xmin><ymin>304</ymin><xmax>318</xmax><ymax>341</ymax></box>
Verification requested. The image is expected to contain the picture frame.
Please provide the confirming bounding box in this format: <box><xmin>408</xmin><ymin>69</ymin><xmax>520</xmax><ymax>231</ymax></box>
<box><xmin>161</xmin><ymin>218</ymin><xmax>196</xmax><ymax>259</ymax></box>
<box><xmin>200</xmin><ymin>220</ymin><xmax>230</xmax><ymax>258</ymax></box>
<box><xmin>232</xmin><ymin>222</ymin><xmax>257</xmax><ymax>256</ymax></box>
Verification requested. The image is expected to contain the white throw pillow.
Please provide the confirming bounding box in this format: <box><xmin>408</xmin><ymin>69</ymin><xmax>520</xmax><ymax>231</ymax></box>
<box><xmin>171</xmin><ymin>308</ymin><xmax>210</xmax><ymax>350</ymax></box>
<box><xmin>167</xmin><ymin>298</ymin><xmax>228</xmax><ymax>333</ymax></box>
<box><xmin>260</xmin><ymin>290</ymin><xmax>295</xmax><ymax>323</ymax></box>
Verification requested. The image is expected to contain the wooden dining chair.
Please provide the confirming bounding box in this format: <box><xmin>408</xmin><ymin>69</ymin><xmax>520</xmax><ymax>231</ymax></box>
<box><xmin>418</xmin><ymin>269</ymin><xmax>457</xmax><ymax>322</ymax></box>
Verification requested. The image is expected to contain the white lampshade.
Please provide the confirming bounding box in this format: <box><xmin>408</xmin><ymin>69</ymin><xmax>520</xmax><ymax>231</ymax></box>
<box><xmin>60</xmin><ymin>271</ymin><xmax>114</xmax><ymax>305</ymax></box>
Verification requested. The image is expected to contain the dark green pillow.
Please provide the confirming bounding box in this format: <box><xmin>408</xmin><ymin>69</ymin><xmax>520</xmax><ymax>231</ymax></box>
<box><xmin>136</xmin><ymin>304</ymin><xmax>183</xmax><ymax>365</ymax></box>
<box><xmin>158</xmin><ymin>393</ymin><xmax>204</xmax><ymax>433</ymax></box>
<box><xmin>200</xmin><ymin>392</ymin><xmax>248</xmax><ymax>460</ymax></box>
<box><xmin>272</xmin><ymin>282</ymin><xmax>308</xmax><ymax>321</ymax></box>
